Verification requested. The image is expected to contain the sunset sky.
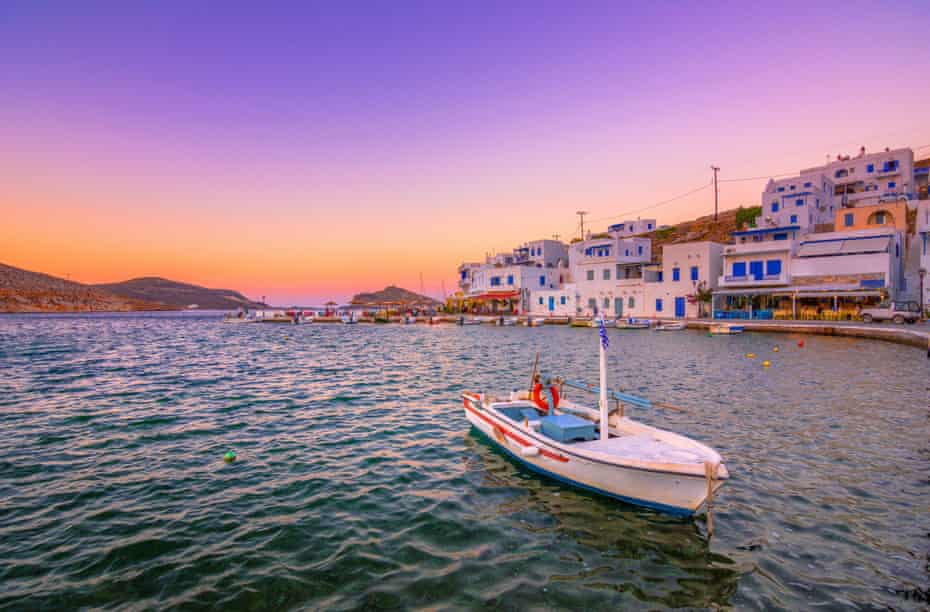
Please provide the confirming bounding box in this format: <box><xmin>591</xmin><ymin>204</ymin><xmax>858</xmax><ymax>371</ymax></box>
<box><xmin>3</xmin><ymin>2</ymin><xmax>929</xmax><ymax>304</ymax></box>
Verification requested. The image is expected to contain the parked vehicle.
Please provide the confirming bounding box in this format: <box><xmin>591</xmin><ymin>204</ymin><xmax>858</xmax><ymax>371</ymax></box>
<box><xmin>859</xmin><ymin>301</ymin><xmax>921</xmax><ymax>324</ymax></box>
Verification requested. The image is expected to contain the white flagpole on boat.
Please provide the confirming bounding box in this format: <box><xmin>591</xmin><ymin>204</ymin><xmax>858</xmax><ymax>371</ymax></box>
<box><xmin>597</xmin><ymin>314</ymin><xmax>609</xmax><ymax>441</ymax></box>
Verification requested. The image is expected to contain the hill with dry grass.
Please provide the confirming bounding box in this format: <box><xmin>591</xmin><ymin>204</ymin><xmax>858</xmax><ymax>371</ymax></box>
<box><xmin>640</xmin><ymin>206</ymin><xmax>759</xmax><ymax>262</ymax></box>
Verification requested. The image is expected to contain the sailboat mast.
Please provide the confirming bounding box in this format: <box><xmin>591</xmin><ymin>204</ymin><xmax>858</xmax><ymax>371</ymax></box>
<box><xmin>599</xmin><ymin>318</ymin><xmax>608</xmax><ymax>440</ymax></box>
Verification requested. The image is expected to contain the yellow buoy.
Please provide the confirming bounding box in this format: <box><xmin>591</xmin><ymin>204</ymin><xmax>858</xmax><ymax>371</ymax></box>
<box><xmin>745</xmin><ymin>353</ymin><xmax>756</xmax><ymax>358</ymax></box>
<box><xmin>762</xmin><ymin>360</ymin><xmax>771</xmax><ymax>367</ymax></box>
<box><xmin>773</xmin><ymin>346</ymin><xmax>780</xmax><ymax>352</ymax></box>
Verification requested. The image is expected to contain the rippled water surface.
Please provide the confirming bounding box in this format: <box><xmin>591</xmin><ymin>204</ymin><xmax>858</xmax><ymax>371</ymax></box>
<box><xmin>1</xmin><ymin>312</ymin><xmax>928</xmax><ymax>610</ymax></box>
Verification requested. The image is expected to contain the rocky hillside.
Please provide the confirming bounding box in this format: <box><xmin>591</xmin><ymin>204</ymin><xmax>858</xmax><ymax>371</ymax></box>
<box><xmin>351</xmin><ymin>285</ymin><xmax>440</xmax><ymax>306</ymax></box>
<box><xmin>640</xmin><ymin>206</ymin><xmax>757</xmax><ymax>261</ymax></box>
<box><xmin>0</xmin><ymin>263</ymin><xmax>166</xmax><ymax>313</ymax></box>
<box><xmin>93</xmin><ymin>277</ymin><xmax>265</xmax><ymax>310</ymax></box>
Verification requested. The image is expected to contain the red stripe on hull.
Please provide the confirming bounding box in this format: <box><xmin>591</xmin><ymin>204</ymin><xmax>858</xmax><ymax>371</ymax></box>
<box><xmin>463</xmin><ymin>399</ymin><xmax>569</xmax><ymax>463</ymax></box>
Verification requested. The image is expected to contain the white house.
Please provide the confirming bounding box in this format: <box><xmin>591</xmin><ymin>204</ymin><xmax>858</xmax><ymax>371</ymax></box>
<box><xmin>759</xmin><ymin>172</ymin><xmax>836</xmax><ymax>233</ymax></box>
<box><xmin>606</xmin><ymin>218</ymin><xmax>657</xmax><ymax>237</ymax></box>
<box><xmin>569</xmin><ymin>233</ymin><xmax>652</xmax><ymax>317</ymax></box>
<box><xmin>514</xmin><ymin>239</ymin><xmax>569</xmax><ymax>269</ymax></box>
<box><xmin>799</xmin><ymin>146</ymin><xmax>916</xmax><ymax>208</ymax></box>
<box><xmin>646</xmin><ymin>242</ymin><xmax>723</xmax><ymax>319</ymax></box>
<box><xmin>528</xmin><ymin>284</ymin><xmax>577</xmax><ymax>317</ymax></box>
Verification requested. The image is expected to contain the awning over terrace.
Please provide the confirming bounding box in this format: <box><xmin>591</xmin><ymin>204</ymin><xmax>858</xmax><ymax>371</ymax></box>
<box><xmin>796</xmin><ymin>235</ymin><xmax>890</xmax><ymax>257</ymax></box>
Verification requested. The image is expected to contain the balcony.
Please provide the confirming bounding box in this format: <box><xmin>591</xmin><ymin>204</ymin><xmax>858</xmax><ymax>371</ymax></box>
<box><xmin>718</xmin><ymin>273</ymin><xmax>789</xmax><ymax>287</ymax></box>
<box><xmin>723</xmin><ymin>241</ymin><xmax>794</xmax><ymax>256</ymax></box>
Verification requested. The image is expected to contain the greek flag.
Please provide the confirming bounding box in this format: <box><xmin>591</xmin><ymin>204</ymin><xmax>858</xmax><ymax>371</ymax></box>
<box><xmin>598</xmin><ymin>316</ymin><xmax>609</xmax><ymax>350</ymax></box>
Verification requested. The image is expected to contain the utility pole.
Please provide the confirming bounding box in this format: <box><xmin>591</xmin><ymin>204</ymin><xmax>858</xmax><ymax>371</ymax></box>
<box><xmin>576</xmin><ymin>210</ymin><xmax>589</xmax><ymax>240</ymax></box>
<box><xmin>711</xmin><ymin>166</ymin><xmax>720</xmax><ymax>221</ymax></box>
<box><xmin>552</xmin><ymin>233</ymin><xmax>560</xmax><ymax>241</ymax></box>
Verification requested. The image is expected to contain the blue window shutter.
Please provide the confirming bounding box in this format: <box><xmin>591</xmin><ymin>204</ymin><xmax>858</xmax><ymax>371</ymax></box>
<box><xmin>690</xmin><ymin>266</ymin><xmax>698</xmax><ymax>281</ymax></box>
<box><xmin>638</xmin><ymin>245</ymin><xmax>643</xmax><ymax>255</ymax></box>
<box><xmin>507</xmin><ymin>275</ymin><xmax>514</xmax><ymax>285</ymax></box>
<box><xmin>844</xmin><ymin>213</ymin><xmax>854</xmax><ymax>227</ymax></box>
<box><xmin>888</xmin><ymin>181</ymin><xmax>896</xmax><ymax>188</ymax></box>
<box><xmin>560</xmin><ymin>296</ymin><xmax>566</xmax><ymax>305</ymax></box>
<box><xmin>655</xmin><ymin>298</ymin><xmax>663</xmax><ymax>312</ymax></box>
<box><xmin>625</xmin><ymin>249</ymin><xmax>629</xmax><ymax>256</ymax></box>
<box><xmin>867</xmin><ymin>164</ymin><xmax>873</xmax><ymax>173</ymax></box>
<box><xmin>657</xmin><ymin>271</ymin><xmax>663</xmax><ymax>282</ymax></box>
<box><xmin>796</xmin><ymin>199</ymin><xmax>803</xmax><ymax>206</ymax></box>
<box><xmin>790</xmin><ymin>215</ymin><xmax>797</xmax><ymax>224</ymax></box>
<box><xmin>672</xmin><ymin>267</ymin><xmax>680</xmax><ymax>281</ymax></box>
<box><xmin>732</xmin><ymin>262</ymin><xmax>746</xmax><ymax>277</ymax></box>
<box><xmin>539</xmin><ymin>275</ymin><xmax>545</xmax><ymax>287</ymax></box>
<box><xmin>766</xmin><ymin>259</ymin><xmax>781</xmax><ymax>276</ymax></box>
<box><xmin>538</xmin><ymin>297</ymin><xmax>543</xmax><ymax>305</ymax></box>
<box><xmin>772</xmin><ymin>202</ymin><xmax>779</xmax><ymax>212</ymax></box>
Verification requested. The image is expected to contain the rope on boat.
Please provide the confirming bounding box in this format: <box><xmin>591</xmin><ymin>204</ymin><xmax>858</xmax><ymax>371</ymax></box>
<box><xmin>704</xmin><ymin>461</ymin><xmax>718</xmax><ymax>538</ymax></box>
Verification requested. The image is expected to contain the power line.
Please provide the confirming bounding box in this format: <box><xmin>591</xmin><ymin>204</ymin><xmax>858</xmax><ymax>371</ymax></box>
<box><xmin>718</xmin><ymin>171</ymin><xmax>797</xmax><ymax>183</ymax></box>
<box><xmin>585</xmin><ymin>181</ymin><xmax>712</xmax><ymax>224</ymax></box>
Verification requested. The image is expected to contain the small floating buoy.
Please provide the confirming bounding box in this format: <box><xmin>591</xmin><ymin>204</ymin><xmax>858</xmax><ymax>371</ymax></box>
<box><xmin>773</xmin><ymin>346</ymin><xmax>780</xmax><ymax>353</ymax></box>
<box><xmin>762</xmin><ymin>360</ymin><xmax>771</xmax><ymax>368</ymax></box>
<box><xmin>797</xmin><ymin>340</ymin><xmax>804</xmax><ymax>348</ymax></box>
<box><xmin>223</xmin><ymin>451</ymin><xmax>237</xmax><ymax>463</ymax></box>
<box><xmin>745</xmin><ymin>353</ymin><xmax>756</xmax><ymax>359</ymax></box>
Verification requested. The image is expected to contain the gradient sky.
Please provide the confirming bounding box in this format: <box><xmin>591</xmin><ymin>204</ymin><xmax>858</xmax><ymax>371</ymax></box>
<box><xmin>3</xmin><ymin>1</ymin><xmax>929</xmax><ymax>304</ymax></box>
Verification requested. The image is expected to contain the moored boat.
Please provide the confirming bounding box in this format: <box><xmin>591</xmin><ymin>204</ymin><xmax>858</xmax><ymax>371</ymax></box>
<box><xmin>524</xmin><ymin>317</ymin><xmax>545</xmax><ymax>327</ymax></box>
<box><xmin>462</xmin><ymin>325</ymin><xmax>728</xmax><ymax>518</ymax></box>
<box><xmin>457</xmin><ymin>316</ymin><xmax>483</xmax><ymax>326</ymax></box>
<box><xmin>615</xmin><ymin>318</ymin><xmax>651</xmax><ymax>329</ymax></box>
<box><xmin>654</xmin><ymin>321</ymin><xmax>686</xmax><ymax>331</ymax></box>
<box><xmin>570</xmin><ymin>318</ymin><xmax>592</xmax><ymax>328</ymax></box>
<box><xmin>495</xmin><ymin>316</ymin><xmax>518</xmax><ymax>326</ymax></box>
<box><xmin>709</xmin><ymin>323</ymin><xmax>744</xmax><ymax>335</ymax></box>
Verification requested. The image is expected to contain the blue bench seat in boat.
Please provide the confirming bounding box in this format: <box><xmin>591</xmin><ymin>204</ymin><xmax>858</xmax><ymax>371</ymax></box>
<box><xmin>540</xmin><ymin>414</ymin><xmax>596</xmax><ymax>443</ymax></box>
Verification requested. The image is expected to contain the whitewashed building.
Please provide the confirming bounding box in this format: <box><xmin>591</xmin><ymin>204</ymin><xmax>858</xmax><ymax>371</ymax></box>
<box><xmin>606</xmin><ymin>218</ymin><xmax>657</xmax><ymax>237</ymax></box>
<box><xmin>646</xmin><ymin>242</ymin><xmax>724</xmax><ymax>319</ymax></box>
<box><xmin>759</xmin><ymin>172</ymin><xmax>836</xmax><ymax>233</ymax></box>
<box><xmin>528</xmin><ymin>284</ymin><xmax>577</xmax><ymax>317</ymax></box>
<box><xmin>569</xmin><ymin>232</ymin><xmax>652</xmax><ymax>317</ymax></box>
<box><xmin>799</xmin><ymin>147</ymin><xmax>916</xmax><ymax>208</ymax></box>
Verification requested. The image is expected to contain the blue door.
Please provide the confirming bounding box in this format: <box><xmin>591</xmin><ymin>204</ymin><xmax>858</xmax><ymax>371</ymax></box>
<box><xmin>548</xmin><ymin>296</ymin><xmax>555</xmax><ymax>312</ymax></box>
<box><xmin>749</xmin><ymin>260</ymin><xmax>764</xmax><ymax>281</ymax></box>
<box><xmin>674</xmin><ymin>297</ymin><xmax>686</xmax><ymax>318</ymax></box>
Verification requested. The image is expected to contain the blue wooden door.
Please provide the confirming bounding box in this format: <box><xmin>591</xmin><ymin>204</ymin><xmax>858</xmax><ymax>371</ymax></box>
<box><xmin>548</xmin><ymin>296</ymin><xmax>555</xmax><ymax>312</ymax></box>
<box><xmin>674</xmin><ymin>297</ymin><xmax>686</xmax><ymax>318</ymax></box>
<box><xmin>749</xmin><ymin>260</ymin><xmax>764</xmax><ymax>281</ymax></box>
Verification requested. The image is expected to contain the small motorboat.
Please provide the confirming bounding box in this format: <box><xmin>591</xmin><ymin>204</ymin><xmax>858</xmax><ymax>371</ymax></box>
<box><xmin>402</xmin><ymin>315</ymin><xmax>417</xmax><ymax>324</ymax></box>
<box><xmin>495</xmin><ymin>316</ymin><xmax>518</xmax><ymax>326</ymax></box>
<box><xmin>462</xmin><ymin>327</ymin><xmax>728</xmax><ymax>520</ymax></box>
<box><xmin>570</xmin><ymin>318</ymin><xmax>592</xmax><ymax>328</ymax></box>
<box><xmin>223</xmin><ymin>313</ymin><xmax>258</xmax><ymax>324</ymax></box>
<box><xmin>457</xmin><ymin>316</ymin><xmax>483</xmax><ymax>326</ymax></box>
<box><xmin>340</xmin><ymin>313</ymin><xmax>359</xmax><ymax>324</ymax></box>
<box><xmin>259</xmin><ymin>311</ymin><xmax>299</xmax><ymax>324</ymax></box>
<box><xmin>524</xmin><ymin>317</ymin><xmax>545</xmax><ymax>327</ymax></box>
<box><xmin>428</xmin><ymin>315</ymin><xmax>443</xmax><ymax>325</ymax></box>
<box><xmin>615</xmin><ymin>318</ymin><xmax>651</xmax><ymax>330</ymax></box>
<box><xmin>654</xmin><ymin>321</ymin><xmax>687</xmax><ymax>331</ymax></box>
<box><xmin>709</xmin><ymin>323</ymin><xmax>744</xmax><ymax>335</ymax></box>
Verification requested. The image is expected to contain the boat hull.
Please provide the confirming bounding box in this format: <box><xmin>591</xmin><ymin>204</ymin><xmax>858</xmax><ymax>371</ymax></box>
<box><xmin>463</xmin><ymin>397</ymin><xmax>719</xmax><ymax>516</ymax></box>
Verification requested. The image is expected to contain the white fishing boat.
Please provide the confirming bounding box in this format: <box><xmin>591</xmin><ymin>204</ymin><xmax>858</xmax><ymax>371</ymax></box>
<box><xmin>709</xmin><ymin>323</ymin><xmax>744</xmax><ymax>335</ymax></box>
<box><xmin>402</xmin><ymin>314</ymin><xmax>417</xmax><ymax>324</ymax></box>
<box><xmin>524</xmin><ymin>317</ymin><xmax>545</xmax><ymax>327</ymax></box>
<box><xmin>654</xmin><ymin>321</ymin><xmax>687</xmax><ymax>331</ymax></box>
<box><xmin>428</xmin><ymin>315</ymin><xmax>444</xmax><ymax>325</ymax></box>
<box><xmin>462</xmin><ymin>319</ymin><xmax>728</xmax><ymax>520</ymax></box>
<box><xmin>223</xmin><ymin>313</ymin><xmax>258</xmax><ymax>324</ymax></box>
<box><xmin>495</xmin><ymin>316</ymin><xmax>518</xmax><ymax>326</ymax></box>
<box><xmin>457</xmin><ymin>316</ymin><xmax>483</xmax><ymax>326</ymax></box>
<box><xmin>340</xmin><ymin>312</ymin><xmax>359</xmax><ymax>324</ymax></box>
<box><xmin>615</xmin><ymin>317</ymin><xmax>651</xmax><ymax>330</ymax></box>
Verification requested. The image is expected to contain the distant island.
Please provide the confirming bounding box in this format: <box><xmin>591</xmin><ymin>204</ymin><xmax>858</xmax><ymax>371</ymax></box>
<box><xmin>350</xmin><ymin>285</ymin><xmax>441</xmax><ymax>308</ymax></box>
<box><xmin>0</xmin><ymin>263</ymin><xmax>265</xmax><ymax>313</ymax></box>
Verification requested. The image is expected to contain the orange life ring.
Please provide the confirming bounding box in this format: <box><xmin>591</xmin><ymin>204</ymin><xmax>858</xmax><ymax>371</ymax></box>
<box><xmin>532</xmin><ymin>383</ymin><xmax>560</xmax><ymax>413</ymax></box>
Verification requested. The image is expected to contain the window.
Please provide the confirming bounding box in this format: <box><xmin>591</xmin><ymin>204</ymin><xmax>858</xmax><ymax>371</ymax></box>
<box><xmin>491</xmin><ymin>276</ymin><xmax>501</xmax><ymax>286</ymax></box>
<box><xmin>835</xmin><ymin>169</ymin><xmax>848</xmax><ymax>178</ymax></box>
<box><xmin>637</xmin><ymin>245</ymin><xmax>643</xmax><ymax>255</ymax></box>
<box><xmin>804</xmin><ymin>182</ymin><xmax>812</xmax><ymax>188</ymax></box>
<box><xmin>647</xmin><ymin>223</ymin><xmax>652</xmax><ymax>229</ymax></box>
<box><xmin>655</xmin><ymin>298</ymin><xmax>663</xmax><ymax>312</ymax></box>
<box><xmin>538</xmin><ymin>297</ymin><xmax>544</xmax><ymax>305</ymax></box>
<box><xmin>539</xmin><ymin>275</ymin><xmax>546</xmax><ymax>287</ymax></box>
<box><xmin>602</xmin><ymin>269</ymin><xmax>610</xmax><ymax>280</ymax></box>
<box><xmin>895</xmin><ymin>243</ymin><xmax>899</xmax><ymax>257</ymax></box>
<box><xmin>690</xmin><ymin>266</ymin><xmax>699</xmax><ymax>281</ymax></box>
<box><xmin>603</xmin><ymin>297</ymin><xmax>610</xmax><ymax>309</ymax></box>
<box><xmin>507</xmin><ymin>274</ymin><xmax>514</xmax><ymax>285</ymax></box>
<box><xmin>772</xmin><ymin>202</ymin><xmax>779</xmax><ymax>212</ymax></box>
<box><xmin>672</xmin><ymin>267</ymin><xmax>680</xmax><ymax>281</ymax></box>
<box><xmin>888</xmin><ymin>181</ymin><xmax>896</xmax><ymax>189</ymax></box>
<box><xmin>789</xmin><ymin>215</ymin><xmax>798</xmax><ymax>224</ymax></box>
<box><xmin>732</xmin><ymin>262</ymin><xmax>746</xmax><ymax>277</ymax></box>
<box><xmin>766</xmin><ymin>260</ymin><xmax>782</xmax><ymax>276</ymax></box>
<box><xmin>624</xmin><ymin>249</ymin><xmax>630</xmax><ymax>256</ymax></box>
<box><xmin>874</xmin><ymin>212</ymin><xmax>886</xmax><ymax>225</ymax></box>
<box><xmin>796</xmin><ymin>199</ymin><xmax>804</xmax><ymax>206</ymax></box>
<box><xmin>628</xmin><ymin>296</ymin><xmax>635</xmax><ymax>308</ymax></box>
<box><xmin>789</xmin><ymin>185</ymin><xmax>795</xmax><ymax>190</ymax></box>
<box><xmin>560</xmin><ymin>296</ymin><xmax>566</xmax><ymax>305</ymax></box>
<box><xmin>866</xmin><ymin>164</ymin><xmax>874</xmax><ymax>173</ymax></box>
<box><xmin>773</xmin><ymin>233</ymin><xmax>788</xmax><ymax>240</ymax></box>
<box><xmin>588</xmin><ymin>298</ymin><xmax>596</xmax><ymax>310</ymax></box>
<box><xmin>777</xmin><ymin>186</ymin><xmax>785</xmax><ymax>192</ymax></box>
<box><xmin>657</xmin><ymin>271</ymin><xmax>664</xmax><ymax>282</ymax></box>
<box><xmin>844</xmin><ymin>213</ymin><xmax>854</xmax><ymax>227</ymax></box>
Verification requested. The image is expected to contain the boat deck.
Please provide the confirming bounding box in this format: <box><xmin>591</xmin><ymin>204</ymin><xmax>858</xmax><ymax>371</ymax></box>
<box><xmin>573</xmin><ymin>435</ymin><xmax>709</xmax><ymax>465</ymax></box>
